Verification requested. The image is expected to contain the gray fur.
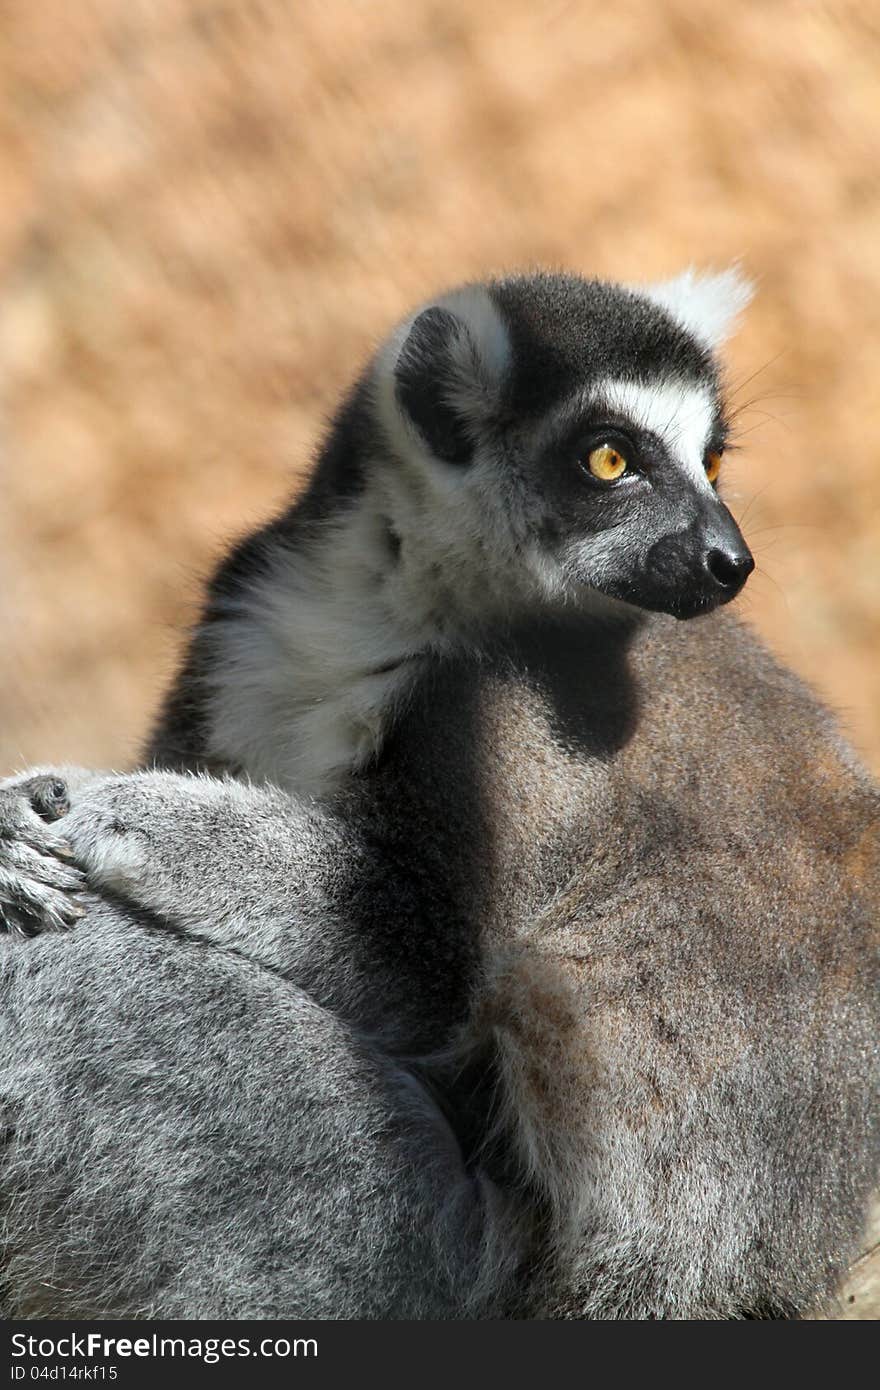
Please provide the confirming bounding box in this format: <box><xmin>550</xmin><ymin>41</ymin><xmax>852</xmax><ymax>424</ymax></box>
<box><xmin>0</xmin><ymin>902</ymin><xmax>520</xmax><ymax>1319</ymax></box>
<box><xmin>0</xmin><ymin>270</ymin><xmax>877</xmax><ymax>1319</ymax></box>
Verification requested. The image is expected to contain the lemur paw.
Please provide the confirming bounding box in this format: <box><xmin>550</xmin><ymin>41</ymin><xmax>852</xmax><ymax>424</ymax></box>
<box><xmin>0</xmin><ymin>773</ymin><xmax>88</xmax><ymax>935</ymax></box>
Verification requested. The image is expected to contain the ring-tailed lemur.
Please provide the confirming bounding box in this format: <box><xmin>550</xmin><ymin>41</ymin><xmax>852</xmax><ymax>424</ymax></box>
<box><xmin>3</xmin><ymin>267</ymin><xmax>755</xmax><ymax>928</ymax></box>
<box><xmin>1</xmin><ymin>271</ymin><xmax>877</xmax><ymax>1320</ymax></box>
<box><xmin>146</xmin><ymin>267</ymin><xmax>753</xmax><ymax>795</ymax></box>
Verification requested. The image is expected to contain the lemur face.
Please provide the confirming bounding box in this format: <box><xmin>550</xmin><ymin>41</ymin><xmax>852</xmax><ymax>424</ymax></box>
<box><xmin>377</xmin><ymin>269</ymin><xmax>754</xmax><ymax>621</ymax></box>
<box><xmin>523</xmin><ymin>368</ymin><xmax>753</xmax><ymax>620</ymax></box>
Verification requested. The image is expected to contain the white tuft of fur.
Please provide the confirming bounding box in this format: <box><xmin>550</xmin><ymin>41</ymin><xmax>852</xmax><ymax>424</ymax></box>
<box><xmin>639</xmin><ymin>266</ymin><xmax>754</xmax><ymax>349</ymax></box>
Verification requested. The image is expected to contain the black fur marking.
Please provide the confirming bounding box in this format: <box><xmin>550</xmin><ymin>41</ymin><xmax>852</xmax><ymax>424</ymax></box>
<box><xmin>491</xmin><ymin>273</ymin><xmax>718</xmax><ymax>418</ymax></box>
<box><xmin>292</xmin><ymin>376</ymin><xmax>373</xmax><ymax>528</ymax></box>
<box><xmin>207</xmin><ymin>527</ymin><xmax>276</xmax><ymax>611</ymax></box>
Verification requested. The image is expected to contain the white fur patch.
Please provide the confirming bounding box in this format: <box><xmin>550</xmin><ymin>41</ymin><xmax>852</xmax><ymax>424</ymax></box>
<box><xmin>592</xmin><ymin>376</ymin><xmax>717</xmax><ymax>490</ymax></box>
<box><xmin>639</xmin><ymin>266</ymin><xmax>753</xmax><ymax>349</ymax></box>
<box><xmin>436</xmin><ymin>283</ymin><xmax>511</xmax><ymax>386</ymax></box>
<box><xmin>203</xmin><ymin>501</ymin><xmax>433</xmax><ymax>798</ymax></box>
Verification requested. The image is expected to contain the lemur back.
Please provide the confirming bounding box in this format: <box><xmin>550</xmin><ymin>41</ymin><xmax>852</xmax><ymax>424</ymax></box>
<box><xmin>369</xmin><ymin>611</ymin><xmax>879</xmax><ymax>1316</ymax></box>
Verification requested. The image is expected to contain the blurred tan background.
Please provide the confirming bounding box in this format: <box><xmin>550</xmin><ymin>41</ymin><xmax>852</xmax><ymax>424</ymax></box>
<box><xmin>1</xmin><ymin>0</ymin><xmax>879</xmax><ymax>776</ymax></box>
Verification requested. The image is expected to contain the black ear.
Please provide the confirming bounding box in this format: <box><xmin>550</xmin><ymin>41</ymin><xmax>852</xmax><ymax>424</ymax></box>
<box><xmin>394</xmin><ymin>307</ymin><xmax>476</xmax><ymax>465</ymax></box>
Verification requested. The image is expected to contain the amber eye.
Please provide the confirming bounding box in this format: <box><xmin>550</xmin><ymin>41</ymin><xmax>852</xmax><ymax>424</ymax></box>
<box><xmin>587</xmin><ymin>443</ymin><xmax>627</xmax><ymax>482</ymax></box>
<box><xmin>705</xmin><ymin>451</ymin><xmax>722</xmax><ymax>484</ymax></box>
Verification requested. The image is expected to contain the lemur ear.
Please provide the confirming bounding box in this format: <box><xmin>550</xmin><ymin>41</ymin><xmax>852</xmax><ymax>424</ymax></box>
<box><xmin>640</xmin><ymin>266</ymin><xmax>754</xmax><ymax>350</ymax></box>
<box><xmin>394</xmin><ymin>307</ymin><xmax>476</xmax><ymax>464</ymax></box>
<box><xmin>382</xmin><ymin>287</ymin><xmax>510</xmax><ymax>466</ymax></box>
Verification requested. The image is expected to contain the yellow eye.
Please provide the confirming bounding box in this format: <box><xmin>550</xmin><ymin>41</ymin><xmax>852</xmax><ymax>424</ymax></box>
<box><xmin>587</xmin><ymin>443</ymin><xmax>627</xmax><ymax>481</ymax></box>
<box><xmin>705</xmin><ymin>451</ymin><xmax>722</xmax><ymax>484</ymax></box>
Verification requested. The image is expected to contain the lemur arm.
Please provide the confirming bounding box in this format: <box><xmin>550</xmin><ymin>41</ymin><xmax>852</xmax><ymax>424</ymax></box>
<box><xmin>56</xmin><ymin>770</ymin><xmax>348</xmax><ymax>979</ymax></box>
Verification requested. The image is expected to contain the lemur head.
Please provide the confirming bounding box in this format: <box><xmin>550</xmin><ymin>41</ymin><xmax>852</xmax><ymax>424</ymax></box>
<box><xmin>370</xmin><ymin>269</ymin><xmax>754</xmax><ymax>623</ymax></box>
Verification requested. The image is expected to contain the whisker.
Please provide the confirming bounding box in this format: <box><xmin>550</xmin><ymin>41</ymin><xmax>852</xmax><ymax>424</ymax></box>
<box><xmin>725</xmin><ymin>350</ymin><xmax>790</xmax><ymax>400</ymax></box>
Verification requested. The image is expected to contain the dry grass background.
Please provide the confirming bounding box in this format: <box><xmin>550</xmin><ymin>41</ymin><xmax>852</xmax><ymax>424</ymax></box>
<box><xmin>1</xmin><ymin>0</ymin><xmax>879</xmax><ymax>773</ymax></box>
<box><xmin>0</xmin><ymin>0</ymin><xmax>878</xmax><ymax>1319</ymax></box>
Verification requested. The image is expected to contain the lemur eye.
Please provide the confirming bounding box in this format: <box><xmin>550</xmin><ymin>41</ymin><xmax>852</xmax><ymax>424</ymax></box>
<box><xmin>705</xmin><ymin>451</ymin><xmax>722</xmax><ymax>484</ymax></box>
<box><xmin>587</xmin><ymin>444</ymin><xmax>627</xmax><ymax>482</ymax></box>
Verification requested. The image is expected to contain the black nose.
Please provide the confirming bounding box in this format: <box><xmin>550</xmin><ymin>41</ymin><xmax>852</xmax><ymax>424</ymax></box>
<box><xmin>704</xmin><ymin>547</ymin><xmax>755</xmax><ymax>596</ymax></box>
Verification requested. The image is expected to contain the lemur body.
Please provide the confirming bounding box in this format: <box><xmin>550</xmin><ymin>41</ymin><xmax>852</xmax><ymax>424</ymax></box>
<box><xmin>0</xmin><ymin>271</ymin><xmax>877</xmax><ymax>1318</ymax></box>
